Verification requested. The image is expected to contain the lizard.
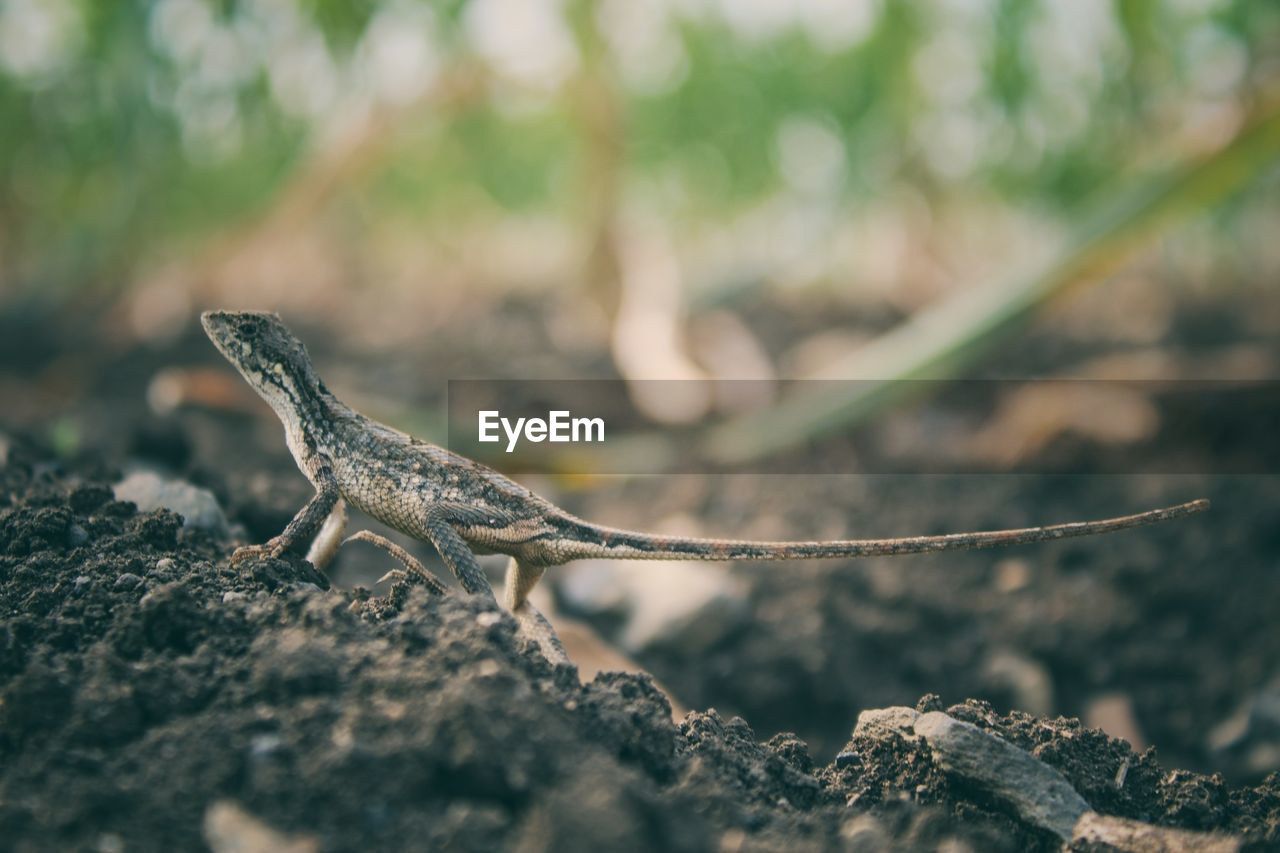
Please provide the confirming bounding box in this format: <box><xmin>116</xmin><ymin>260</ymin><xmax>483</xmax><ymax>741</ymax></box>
<box><xmin>201</xmin><ymin>310</ymin><xmax>1209</xmax><ymax>663</ymax></box>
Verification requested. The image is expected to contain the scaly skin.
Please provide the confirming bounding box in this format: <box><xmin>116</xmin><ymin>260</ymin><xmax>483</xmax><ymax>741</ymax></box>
<box><xmin>201</xmin><ymin>310</ymin><xmax>1208</xmax><ymax>661</ymax></box>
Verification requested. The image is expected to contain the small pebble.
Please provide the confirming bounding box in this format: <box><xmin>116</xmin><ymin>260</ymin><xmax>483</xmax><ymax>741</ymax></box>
<box><xmin>250</xmin><ymin>734</ymin><xmax>283</xmax><ymax>757</ymax></box>
<box><xmin>94</xmin><ymin>833</ymin><xmax>125</xmax><ymax>853</ymax></box>
<box><xmin>203</xmin><ymin>800</ymin><xmax>318</xmax><ymax>853</ymax></box>
<box><xmin>155</xmin><ymin>558</ymin><xmax>175</xmax><ymax>572</ymax></box>
<box><xmin>68</xmin><ymin>524</ymin><xmax>89</xmax><ymax>546</ymax></box>
<box><xmin>114</xmin><ymin>573</ymin><xmax>144</xmax><ymax>590</ymax></box>
<box><xmin>993</xmin><ymin>558</ymin><xmax>1030</xmax><ymax>593</ymax></box>
<box><xmin>222</xmin><ymin>591</ymin><xmax>247</xmax><ymax>604</ymax></box>
<box><xmin>835</xmin><ymin>750</ymin><xmax>859</xmax><ymax>768</ymax></box>
<box><xmin>74</xmin><ymin>575</ymin><xmax>92</xmax><ymax>588</ymax></box>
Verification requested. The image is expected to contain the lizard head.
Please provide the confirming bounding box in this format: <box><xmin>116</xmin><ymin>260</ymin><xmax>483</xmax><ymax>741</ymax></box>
<box><xmin>201</xmin><ymin>310</ymin><xmax>325</xmax><ymax>413</ymax></box>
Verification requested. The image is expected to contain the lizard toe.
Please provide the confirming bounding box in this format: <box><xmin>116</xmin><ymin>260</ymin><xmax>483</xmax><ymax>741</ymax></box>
<box><xmin>229</xmin><ymin>541</ymin><xmax>280</xmax><ymax>566</ymax></box>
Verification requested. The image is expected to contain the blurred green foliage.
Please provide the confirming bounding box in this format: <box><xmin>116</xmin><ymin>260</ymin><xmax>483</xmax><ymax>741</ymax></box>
<box><xmin>0</xmin><ymin>0</ymin><xmax>1275</xmax><ymax>293</ymax></box>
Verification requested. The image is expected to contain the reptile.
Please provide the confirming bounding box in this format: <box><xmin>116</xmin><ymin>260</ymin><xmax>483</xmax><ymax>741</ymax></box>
<box><xmin>201</xmin><ymin>310</ymin><xmax>1209</xmax><ymax>663</ymax></box>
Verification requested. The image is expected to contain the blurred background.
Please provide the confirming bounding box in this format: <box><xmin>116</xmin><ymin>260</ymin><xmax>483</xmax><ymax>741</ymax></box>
<box><xmin>1</xmin><ymin>0</ymin><xmax>1276</xmax><ymax>343</ymax></box>
<box><xmin>1</xmin><ymin>0</ymin><xmax>1279</xmax><ymax>784</ymax></box>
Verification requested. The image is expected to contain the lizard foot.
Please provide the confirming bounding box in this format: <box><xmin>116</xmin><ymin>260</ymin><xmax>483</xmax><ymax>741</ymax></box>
<box><xmin>513</xmin><ymin>602</ymin><xmax>571</xmax><ymax>667</ymax></box>
<box><xmin>229</xmin><ymin>537</ymin><xmax>287</xmax><ymax>566</ymax></box>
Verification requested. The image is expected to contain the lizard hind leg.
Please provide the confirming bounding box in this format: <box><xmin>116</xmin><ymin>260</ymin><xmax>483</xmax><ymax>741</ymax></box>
<box><xmin>342</xmin><ymin>530</ymin><xmax>449</xmax><ymax>595</ymax></box>
<box><xmin>423</xmin><ymin>508</ymin><xmax>498</xmax><ymax>599</ymax></box>
<box><xmin>305</xmin><ymin>499</ymin><xmax>348</xmax><ymax>572</ymax></box>
<box><xmin>504</xmin><ymin>557</ymin><xmax>569</xmax><ymax>665</ymax></box>
<box><xmin>504</xmin><ymin>559</ymin><xmax>546</xmax><ymax>612</ymax></box>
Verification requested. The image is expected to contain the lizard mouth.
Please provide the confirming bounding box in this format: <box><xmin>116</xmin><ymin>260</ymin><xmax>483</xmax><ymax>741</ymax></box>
<box><xmin>200</xmin><ymin>311</ymin><xmax>246</xmax><ymax>367</ymax></box>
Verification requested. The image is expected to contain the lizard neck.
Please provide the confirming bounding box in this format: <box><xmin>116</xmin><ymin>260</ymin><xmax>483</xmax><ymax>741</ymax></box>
<box><xmin>264</xmin><ymin>370</ymin><xmax>349</xmax><ymax>469</ymax></box>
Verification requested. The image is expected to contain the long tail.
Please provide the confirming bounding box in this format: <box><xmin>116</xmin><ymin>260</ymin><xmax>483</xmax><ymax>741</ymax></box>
<box><xmin>555</xmin><ymin>499</ymin><xmax>1209</xmax><ymax>562</ymax></box>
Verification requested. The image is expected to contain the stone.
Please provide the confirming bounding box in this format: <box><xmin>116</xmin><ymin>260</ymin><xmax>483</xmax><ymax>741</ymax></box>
<box><xmin>914</xmin><ymin>711</ymin><xmax>1090</xmax><ymax>842</ymax></box>
<box><xmin>560</xmin><ymin>558</ymin><xmax>748</xmax><ymax>654</ymax></box>
<box><xmin>852</xmin><ymin>706</ymin><xmax>921</xmax><ymax>740</ymax></box>
<box><xmin>1071</xmin><ymin>811</ymin><xmax>1241</xmax><ymax>852</ymax></box>
<box><xmin>114</xmin><ymin>471</ymin><xmax>230</xmax><ymax>534</ymax></box>
<box><xmin>203</xmin><ymin>800</ymin><xmax>318</xmax><ymax>853</ymax></box>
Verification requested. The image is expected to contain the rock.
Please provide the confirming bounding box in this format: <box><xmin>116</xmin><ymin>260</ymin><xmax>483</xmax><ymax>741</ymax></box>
<box><xmin>914</xmin><ymin>710</ymin><xmax>1090</xmax><ymax>842</ymax></box>
<box><xmin>94</xmin><ymin>833</ymin><xmax>125</xmax><ymax>853</ymax></box>
<box><xmin>560</xmin><ymin>557</ymin><xmax>748</xmax><ymax>654</ymax></box>
<box><xmin>1071</xmin><ymin>810</ymin><xmax>1241</xmax><ymax>852</ymax></box>
<box><xmin>114</xmin><ymin>471</ymin><xmax>230</xmax><ymax>535</ymax></box>
<box><xmin>558</xmin><ymin>560</ymin><xmax>629</xmax><ymax>615</ymax></box>
<box><xmin>249</xmin><ymin>733</ymin><xmax>283</xmax><ymax>758</ymax></box>
<box><xmin>203</xmin><ymin>800</ymin><xmax>318</xmax><ymax>853</ymax></box>
<box><xmin>622</xmin><ymin>562</ymin><xmax>746</xmax><ymax>652</ymax></box>
<box><xmin>993</xmin><ymin>557</ymin><xmax>1031</xmax><ymax>593</ymax></box>
<box><xmin>852</xmin><ymin>706</ymin><xmax>921</xmax><ymax>740</ymax></box>
<box><xmin>113</xmin><ymin>573</ymin><xmax>144</xmax><ymax>591</ymax></box>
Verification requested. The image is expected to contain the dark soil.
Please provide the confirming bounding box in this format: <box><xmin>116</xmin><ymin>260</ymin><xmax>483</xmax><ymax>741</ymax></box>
<box><xmin>1</xmin><ymin>441</ymin><xmax>1277</xmax><ymax>851</ymax></box>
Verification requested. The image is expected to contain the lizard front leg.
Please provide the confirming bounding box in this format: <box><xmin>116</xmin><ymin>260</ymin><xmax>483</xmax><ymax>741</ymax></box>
<box><xmin>231</xmin><ymin>461</ymin><xmax>339</xmax><ymax>565</ymax></box>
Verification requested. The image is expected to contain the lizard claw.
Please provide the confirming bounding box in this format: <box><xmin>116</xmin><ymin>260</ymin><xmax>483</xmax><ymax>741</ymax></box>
<box><xmin>376</xmin><ymin>569</ymin><xmax>409</xmax><ymax>585</ymax></box>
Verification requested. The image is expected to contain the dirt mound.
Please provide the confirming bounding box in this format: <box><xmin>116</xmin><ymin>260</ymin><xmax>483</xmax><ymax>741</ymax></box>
<box><xmin>1</xmin><ymin>441</ymin><xmax>1276</xmax><ymax>851</ymax></box>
